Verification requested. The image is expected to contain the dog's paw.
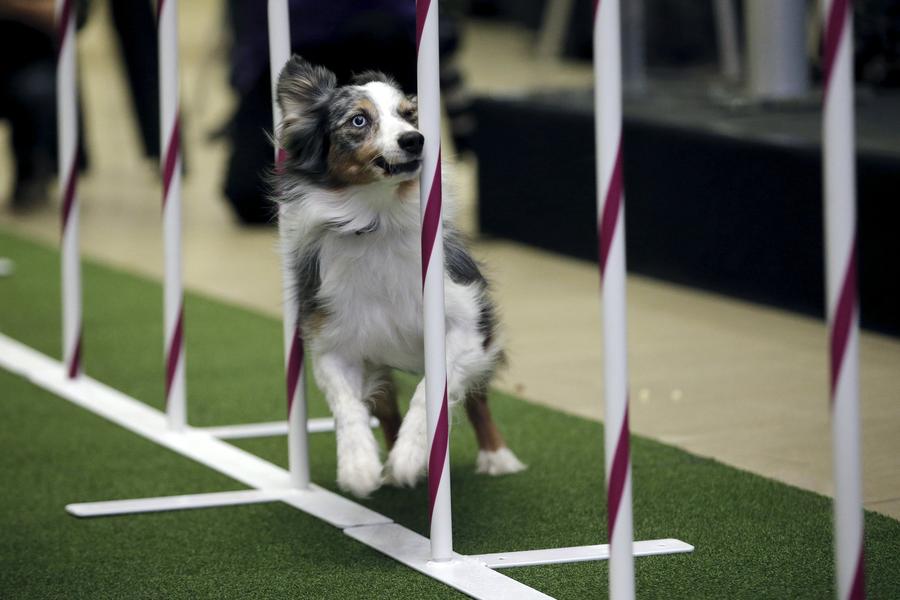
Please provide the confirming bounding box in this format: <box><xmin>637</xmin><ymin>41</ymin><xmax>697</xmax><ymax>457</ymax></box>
<box><xmin>476</xmin><ymin>447</ymin><xmax>527</xmax><ymax>476</ymax></box>
<box><xmin>383</xmin><ymin>436</ymin><xmax>427</xmax><ymax>487</ymax></box>
<box><xmin>336</xmin><ymin>440</ymin><xmax>383</xmax><ymax>498</ymax></box>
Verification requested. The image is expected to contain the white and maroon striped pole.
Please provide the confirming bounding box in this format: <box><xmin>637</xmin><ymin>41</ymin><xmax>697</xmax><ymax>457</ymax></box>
<box><xmin>268</xmin><ymin>0</ymin><xmax>310</xmax><ymax>489</ymax></box>
<box><xmin>57</xmin><ymin>0</ymin><xmax>82</xmax><ymax>380</ymax></box>
<box><xmin>594</xmin><ymin>0</ymin><xmax>635</xmax><ymax>598</ymax></box>
<box><xmin>822</xmin><ymin>1</ymin><xmax>865</xmax><ymax>598</ymax></box>
<box><xmin>158</xmin><ymin>0</ymin><xmax>186</xmax><ymax>430</ymax></box>
<box><xmin>417</xmin><ymin>0</ymin><xmax>452</xmax><ymax>561</ymax></box>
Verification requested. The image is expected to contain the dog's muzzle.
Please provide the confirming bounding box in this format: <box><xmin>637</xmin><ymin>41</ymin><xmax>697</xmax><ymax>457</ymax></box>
<box><xmin>374</xmin><ymin>157</ymin><xmax>422</xmax><ymax>176</ymax></box>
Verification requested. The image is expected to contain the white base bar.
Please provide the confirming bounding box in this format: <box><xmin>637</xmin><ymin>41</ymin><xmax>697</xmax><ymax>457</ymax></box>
<box><xmin>200</xmin><ymin>420</ymin><xmax>288</xmax><ymax>438</ymax></box>
<box><xmin>346</xmin><ymin>523</ymin><xmax>554</xmax><ymax>600</ymax></box>
<box><xmin>200</xmin><ymin>416</ymin><xmax>379</xmax><ymax>439</ymax></box>
<box><xmin>472</xmin><ymin>538</ymin><xmax>694</xmax><ymax>569</ymax></box>
<box><xmin>66</xmin><ymin>489</ymin><xmax>289</xmax><ymax>517</ymax></box>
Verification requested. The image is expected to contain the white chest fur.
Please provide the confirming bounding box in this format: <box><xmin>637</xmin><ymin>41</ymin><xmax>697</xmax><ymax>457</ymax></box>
<box><xmin>314</xmin><ymin>220</ymin><xmax>426</xmax><ymax>372</ymax></box>
<box><xmin>282</xmin><ymin>176</ymin><xmax>482</xmax><ymax>374</ymax></box>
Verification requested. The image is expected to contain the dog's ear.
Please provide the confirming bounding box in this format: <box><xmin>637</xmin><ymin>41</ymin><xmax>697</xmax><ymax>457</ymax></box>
<box><xmin>276</xmin><ymin>56</ymin><xmax>336</xmax><ymax>177</ymax></box>
<box><xmin>277</xmin><ymin>55</ymin><xmax>336</xmax><ymax>120</ymax></box>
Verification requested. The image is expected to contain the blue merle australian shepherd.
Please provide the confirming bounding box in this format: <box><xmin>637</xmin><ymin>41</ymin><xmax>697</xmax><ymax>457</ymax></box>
<box><xmin>272</xmin><ymin>56</ymin><xmax>525</xmax><ymax>497</ymax></box>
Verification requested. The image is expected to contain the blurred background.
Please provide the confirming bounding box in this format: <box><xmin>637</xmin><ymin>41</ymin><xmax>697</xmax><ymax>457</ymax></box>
<box><xmin>0</xmin><ymin>0</ymin><xmax>898</xmax><ymax>518</ymax></box>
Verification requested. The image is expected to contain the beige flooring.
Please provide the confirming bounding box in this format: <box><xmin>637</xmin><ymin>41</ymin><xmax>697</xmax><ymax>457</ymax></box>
<box><xmin>1</xmin><ymin>3</ymin><xmax>898</xmax><ymax>520</ymax></box>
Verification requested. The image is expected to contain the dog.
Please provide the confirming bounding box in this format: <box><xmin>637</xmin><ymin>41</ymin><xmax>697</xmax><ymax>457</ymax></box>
<box><xmin>273</xmin><ymin>56</ymin><xmax>525</xmax><ymax>498</ymax></box>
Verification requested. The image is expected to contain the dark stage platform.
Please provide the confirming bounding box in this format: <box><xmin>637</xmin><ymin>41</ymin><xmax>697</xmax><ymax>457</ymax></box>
<box><xmin>472</xmin><ymin>75</ymin><xmax>900</xmax><ymax>335</ymax></box>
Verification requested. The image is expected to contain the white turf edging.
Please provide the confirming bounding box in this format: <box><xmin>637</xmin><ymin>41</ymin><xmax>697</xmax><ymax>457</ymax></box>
<box><xmin>0</xmin><ymin>333</ymin><xmax>692</xmax><ymax>599</ymax></box>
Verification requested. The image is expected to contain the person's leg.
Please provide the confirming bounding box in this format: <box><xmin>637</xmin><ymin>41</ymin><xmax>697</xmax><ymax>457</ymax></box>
<box><xmin>109</xmin><ymin>0</ymin><xmax>160</xmax><ymax>159</ymax></box>
<box><xmin>5</xmin><ymin>58</ymin><xmax>56</xmax><ymax>209</ymax></box>
<box><xmin>223</xmin><ymin>73</ymin><xmax>277</xmax><ymax>225</ymax></box>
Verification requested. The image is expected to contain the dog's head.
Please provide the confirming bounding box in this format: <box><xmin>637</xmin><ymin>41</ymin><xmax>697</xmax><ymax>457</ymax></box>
<box><xmin>276</xmin><ymin>56</ymin><xmax>422</xmax><ymax>188</ymax></box>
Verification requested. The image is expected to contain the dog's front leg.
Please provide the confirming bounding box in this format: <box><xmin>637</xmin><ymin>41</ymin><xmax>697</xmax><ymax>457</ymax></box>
<box><xmin>383</xmin><ymin>376</ymin><xmax>429</xmax><ymax>487</ymax></box>
<box><xmin>314</xmin><ymin>353</ymin><xmax>383</xmax><ymax>497</ymax></box>
<box><xmin>384</xmin><ymin>328</ymin><xmax>484</xmax><ymax>487</ymax></box>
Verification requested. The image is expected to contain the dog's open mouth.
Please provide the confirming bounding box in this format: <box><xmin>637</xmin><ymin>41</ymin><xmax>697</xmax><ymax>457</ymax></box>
<box><xmin>374</xmin><ymin>157</ymin><xmax>421</xmax><ymax>176</ymax></box>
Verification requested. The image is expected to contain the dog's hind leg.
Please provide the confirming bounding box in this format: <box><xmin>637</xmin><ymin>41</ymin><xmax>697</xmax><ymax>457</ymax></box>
<box><xmin>367</xmin><ymin>369</ymin><xmax>401</xmax><ymax>450</ymax></box>
<box><xmin>465</xmin><ymin>388</ymin><xmax>527</xmax><ymax>476</ymax></box>
<box><xmin>385</xmin><ymin>327</ymin><xmax>525</xmax><ymax>486</ymax></box>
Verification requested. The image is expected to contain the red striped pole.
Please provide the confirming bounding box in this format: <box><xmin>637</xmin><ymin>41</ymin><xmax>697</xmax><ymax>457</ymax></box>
<box><xmin>594</xmin><ymin>0</ymin><xmax>635</xmax><ymax>598</ymax></box>
<box><xmin>56</xmin><ymin>0</ymin><xmax>82</xmax><ymax>380</ymax></box>
<box><xmin>822</xmin><ymin>1</ymin><xmax>865</xmax><ymax>599</ymax></box>
<box><xmin>417</xmin><ymin>0</ymin><xmax>452</xmax><ymax>561</ymax></box>
<box><xmin>268</xmin><ymin>0</ymin><xmax>310</xmax><ymax>489</ymax></box>
<box><xmin>158</xmin><ymin>0</ymin><xmax>186</xmax><ymax>430</ymax></box>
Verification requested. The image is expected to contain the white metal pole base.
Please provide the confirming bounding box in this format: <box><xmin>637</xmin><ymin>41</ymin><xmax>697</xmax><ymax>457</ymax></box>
<box><xmin>346</xmin><ymin>523</ymin><xmax>555</xmax><ymax>600</ymax></box>
<box><xmin>66</xmin><ymin>489</ymin><xmax>290</xmax><ymax>518</ymax></box>
<box><xmin>472</xmin><ymin>538</ymin><xmax>694</xmax><ymax>569</ymax></box>
<box><xmin>198</xmin><ymin>416</ymin><xmax>379</xmax><ymax>440</ymax></box>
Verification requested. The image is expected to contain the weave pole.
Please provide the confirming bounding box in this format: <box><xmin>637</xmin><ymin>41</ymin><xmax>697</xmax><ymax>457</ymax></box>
<box><xmin>268</xmin><ymin>0</ymin><xmax>310</xmax><ymax>489</ymax></box>
<box><xmin>56</xmin><ymin>0</ymin><xmax>82</xmax><ymax>380</ymax></box>
<box><xmin>417</xmin><ymin>0</ymin><xmax>452</xmax><ymax>562</ymax></box>
<box><xmin>158</xmin><ymin>0</ymin><xmax>186</xmax><ymax>430</ymax></box>
<box><xmin>594</xmin><ymin>1</ymin><xmax>635</xmax><ymax>598</ymax></box>
<box><xmin>821</xmin><ymin>1</ymin><xmax>865</xmax><ymax>599</ymax></box>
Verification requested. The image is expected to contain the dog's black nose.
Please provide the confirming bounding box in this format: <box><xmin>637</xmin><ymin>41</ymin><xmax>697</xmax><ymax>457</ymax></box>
<box><xmin>398</xmin><ymin>131</ymin><xmax>424</xmax><ymax>155</ymax></box>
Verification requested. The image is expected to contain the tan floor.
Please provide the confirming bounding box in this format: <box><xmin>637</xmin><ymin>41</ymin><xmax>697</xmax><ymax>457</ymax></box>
<box><xmin>1</xmin><ymin>3</ymin><xmax>898</xmax><ymax>521</ymax></box>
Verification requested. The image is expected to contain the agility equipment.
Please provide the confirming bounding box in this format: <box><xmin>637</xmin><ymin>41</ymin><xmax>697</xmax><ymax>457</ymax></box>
<box><xmin>158</xmin><ymin>0</ymin><xmax>186</xmax><ymax>430</ymax></box>
<box><xmin>43</xmin><ymin>0</ymin><xmax>379</xmax><ymax>518</ymax></box>
<box><xmin>417</xmin><ymin>0</ymin><xmax>453</xmax><ymax>562</ymax></box>
<box><xmin>34</xmin><ymin>1</ymin><xmax>695</xmax><ymax>598</ymax></box>
<box><xmin>268</xmin><ymin>0</ymin><xmax>311</xmax><ymax>490</ymax></box>
<box><xmin>822</xmin><ymin>0</ymin><xmax>865</xmax><ymax>598</ymax></box>
<box><xmin>41</xmin><ymin>1</ymin><xmax>690</xmax><ymax>597</ymax></box>
<box><xmin>57</xmin><ymin>0</ymin><xmax>82</xmax><ymax>380</ymax></box>
<box><xmin>13</xmin><ymin>1</ymin><xmax>876</xmax><ymax>598</ymax></box>
<box><xmin>594</xmin><ymin>0</ymin><xmax>635</xmax><ymax>597</ymax></box>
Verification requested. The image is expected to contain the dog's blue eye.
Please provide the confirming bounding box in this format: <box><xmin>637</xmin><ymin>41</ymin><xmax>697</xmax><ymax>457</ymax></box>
<box><xmin>351</xmin><ymin>115</ymin><xmax>367</xmax><ymax>128</ymax></box>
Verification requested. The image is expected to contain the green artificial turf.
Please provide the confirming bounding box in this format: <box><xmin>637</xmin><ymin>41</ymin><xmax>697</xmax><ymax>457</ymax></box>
<box><xmin>1</xmin><ymin>229</ymin><xmax>898</xmax><ymax>599</ymax></box>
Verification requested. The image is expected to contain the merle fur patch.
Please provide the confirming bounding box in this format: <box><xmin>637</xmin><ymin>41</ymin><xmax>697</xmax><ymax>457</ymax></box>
<box><xmin>276</xmin><ymin>57</ymin><xmax>336</xmax><ymax>181</ymax></box>
<box><xmin>444</xmin><ymin>226</ymin><xmax>497</xmax><ymax>349</ymax></box>
<box><xmin>350</xmin><ymin>70</ymin><xmax>399</xmax><ymax>88</ymax></box>
<box><xmin>444</xmin><ymin>226</ymin><xmax>485</xmax><ymax>286</ymax></box>
<box><xmin>291</xmin><ymin>242</ymin><xmax>323</xmax><ymax>325</ymax></box>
